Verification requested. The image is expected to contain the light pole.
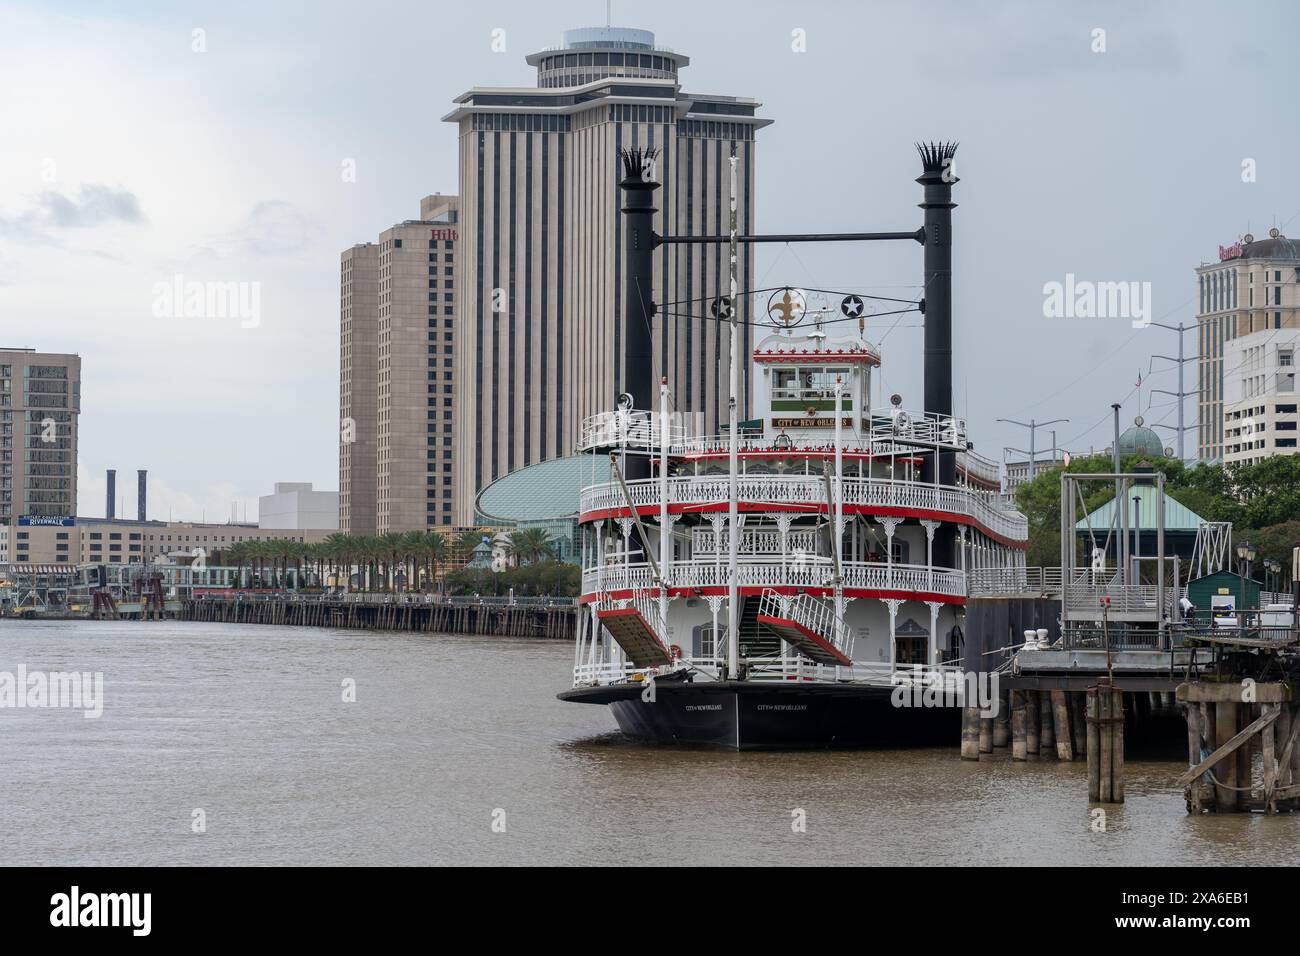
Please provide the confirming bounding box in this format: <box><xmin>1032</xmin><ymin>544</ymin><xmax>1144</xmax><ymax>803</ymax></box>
<box><xmin>998</xmin><ymin>417</ymin><xmax>1069</xmax><ymax>482</ymax></box>
<box><xmin>1132</xmin><ymin>494</ymin><xmax>1142</xmax><ymax>578</ymax></box>
<box><xmin>1148</xmin><ymin>321</ymin><xmax>1197</xmax><ymax>460</ymax></box>
<box><xmin>1236</xmin><ymin>540</ymin><xmax>1256</xmax><ymax>612</ymax></box>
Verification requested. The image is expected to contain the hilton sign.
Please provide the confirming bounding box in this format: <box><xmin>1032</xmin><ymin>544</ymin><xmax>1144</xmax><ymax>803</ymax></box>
<box><xmin>1218</xmin><ymin>240</ymin><xmax>1245</xmax><ymax>261</ymax></box>
<box><xmin>431</xmin><ymin>228</ymin><xmax>458</xmax><ymax>242</ymax></box>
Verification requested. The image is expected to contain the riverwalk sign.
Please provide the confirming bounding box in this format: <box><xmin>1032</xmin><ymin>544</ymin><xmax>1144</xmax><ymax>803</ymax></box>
<box><xmin>17</xmin><ymin>516</ymin><xmax>75</xmax><ymax>527</ymax></box>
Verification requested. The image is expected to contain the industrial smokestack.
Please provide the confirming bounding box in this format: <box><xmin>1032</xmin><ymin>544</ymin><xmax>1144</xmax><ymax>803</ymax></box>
<box><xmin>137</xmin><ymin>469</ymin><xmax>147</xmax><ymax>522</ymax></box>
<box><xmin>106</xmin><ymin>470</ymin><xmax>116</xmax><ymax>519</ymax></box>
<box><xmin>617</xmin><ymin>147</ymin><xmax>660</xmax><ymax>482</ymax></box>
<box><xmin>917</xmin><ymin>141</ymin><xmax>959</xmax><ymax>566</ymax></box>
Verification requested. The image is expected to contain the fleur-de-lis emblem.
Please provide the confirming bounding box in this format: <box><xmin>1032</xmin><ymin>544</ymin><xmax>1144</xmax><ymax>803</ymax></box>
<box><xmin>767</xmin><ymin>288</ymin><xmax>806</xmax><ymax>327</ymax></box>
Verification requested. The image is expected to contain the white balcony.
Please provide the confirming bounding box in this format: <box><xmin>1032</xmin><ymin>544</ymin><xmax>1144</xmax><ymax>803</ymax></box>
<box><xmin>579</xmin><ymin>474</ymin><xmax>1028</xmax><ymax>542</ymax></box>
<box><xmin>582</xmin><ymin>558</ymin><xmax>967</xmax><ymax>600</ymax></box>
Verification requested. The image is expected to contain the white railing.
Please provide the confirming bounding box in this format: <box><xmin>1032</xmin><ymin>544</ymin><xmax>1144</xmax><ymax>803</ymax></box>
<box><xmin>691</xmin><ymin>527</ymin><xmax>818</xmax><ymax>555</ymax></box>
<box><xmin>968</xmin><ymin>567</ymin><xmax>1065</xmax><ymax>596</ymax></box>
<box><xmin>757</xmin><ymin>587</ymin><xmax>856</xmax><ymax>660</ymax></box>
<box><xmin>577</xmin><ymin>409</ymin><xmax>688</xmax><ymax>452</ymax></box>
<box><xmin>572</xmin><ymin>655</ymin><xmax>971</xmax><ymax>691</ymax></box>
<box><xmin>580</xmin><ymin>475</ymin><xmax>1028</xmax><ymax>541</ymax></box>
<box><xmin>598</xmin><ymin>589</ymin><xmax>672</xmax><ymax>650</ymax></box>
<box><xmin>667</xmin><ymin>409</ymin><xmax>966</xmax><ymax>456</ymax></box>
<box><xmin>1063</xmin><ymin>584</ymin><xmax>1185</xmax><ymax>616</ymax></box>
<box><xmin>955</xmin><ymin>450</ymin><xmax>1001</xmax><ymax>487</ymax></box>
<box><xmin>583</xmin><ymin>558</ymin><xmax>966</xmax><ymax>599</ymax></box>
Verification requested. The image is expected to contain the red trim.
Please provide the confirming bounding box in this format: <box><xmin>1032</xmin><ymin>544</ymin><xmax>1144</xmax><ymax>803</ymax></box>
<box><xmin>753</xmin><ymin>350</ymin><xmax>880</xmax><ymax>366</ymax></box>
<box><xmin>580</xmin><ymin>501</ymin><xmax>1027</xmax><ymax>549</ymax></box>
<box><xmin>756</xmin><ymin>614</ymin><xmax>853</xmax><ymax>666</ymax></box>
<box><xmin>581</xmin><ymin>585</ymin><xmax>964</xmax><ymax>605</ymax></box>
<box><xmin>596</xmin><ymin>607</ymin><xmax>640</xmax><ymax>621</ymax></box>
<box><xmin>672</xmin><ymin>450</ymin><xmax>924</xmax><ymax>464</ymax></box>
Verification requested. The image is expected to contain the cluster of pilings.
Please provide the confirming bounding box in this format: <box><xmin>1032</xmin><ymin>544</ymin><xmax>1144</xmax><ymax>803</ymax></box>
<box><xmin>962</xmin><ymin>685</ymin><xmax>1130</xmax><ymax>803</ymax></box>
<box><xmin>181</xmin><ymin>597</ymin><xmax>577</xmax><ymax>640</ymax></box>
<box><xmin>1177</xmin><ymin>681</ymin><xmax>1300</xmax><ymax>813</ymax></box>
<box><xmin>962</xmin><ymin>689</ymin><xmax>1087</xmax><ymax>762</ymax></box>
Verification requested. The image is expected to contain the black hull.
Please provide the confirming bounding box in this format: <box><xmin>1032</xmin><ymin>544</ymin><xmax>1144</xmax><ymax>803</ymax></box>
<box><xmin>559</xmin><ymin>680</ymin><xmax>959</xmax><ymax>750</ymax></box>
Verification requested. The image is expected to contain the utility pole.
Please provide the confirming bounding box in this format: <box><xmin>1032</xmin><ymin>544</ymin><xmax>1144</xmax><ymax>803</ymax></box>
<box><xmin>998</xmin><ymin>417</ymin><xmax>1069</xmax><ymax>482</ymax></box>
<box><xmin>1148</xmin><ymin>321</ymin><xmax>1196</xmax><ymax>460</ymax></box>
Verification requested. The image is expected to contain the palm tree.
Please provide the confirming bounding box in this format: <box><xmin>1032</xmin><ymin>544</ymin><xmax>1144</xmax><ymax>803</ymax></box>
<box><xmin>456</xmin><ymin>529</ymin><xmax>486</xmax><ymax>566</ymax></box>
<box><xmin>505</xmin><ymin>527</ymin><xmax>555</xmax><ymax>566</ymax></box>
<box><xmin>426</xmin><ymin>531</ymin><xmax>450</xmax><ymax>593</ymax></box>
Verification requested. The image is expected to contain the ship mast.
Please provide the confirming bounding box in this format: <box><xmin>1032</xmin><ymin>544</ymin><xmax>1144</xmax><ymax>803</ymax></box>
<box><xmin>726</xmin><ymin>148</ymin><xmax>741</xmax><ymax>679</ymax></box>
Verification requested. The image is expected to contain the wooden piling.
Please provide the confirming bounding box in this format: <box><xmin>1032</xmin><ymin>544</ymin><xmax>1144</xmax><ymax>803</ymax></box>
<box><xmin>993</xmin><ymin>692</ymin><xmax>1009</xmax><ymax>748</ymax></box>
<box><xmin>960</xmin><ymin>706</ymin><xmax>981</xmax><ymax>760</ymax></box>
<box><xmin>979</xmin><ymin>714</ymin><xmax>993</xmax><ymax>754</ymax></box>
<box><xmin>1052</xmin><ymin>690</ymin><xmax>1073</xmax><ymax>761</ymax></box>
<box><xmin>1214</xmin><ymin>700</ymin><xmax>1239</xmax><ymax>811</ymax></box>
<box><xmin>1011</xmin><ymin>691</ymin><xmax>1027</xmax><ymax>761</ymax></box>
<box><xmin>1039</xmin><ymin>693</ymin><xmax>1055</xmax><ymax>753</ymax></box>
<box><xmin>1025</xmin><ymin>690</ymin><xmax>1040</xmax><ymax>756</ymax></box>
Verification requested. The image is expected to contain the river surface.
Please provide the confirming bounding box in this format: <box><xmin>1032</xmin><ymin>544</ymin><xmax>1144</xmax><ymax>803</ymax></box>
<box><xmin>1</xmin><ymin>619</ymin><xmax>1297</xmax><ymax>866</ymax></box>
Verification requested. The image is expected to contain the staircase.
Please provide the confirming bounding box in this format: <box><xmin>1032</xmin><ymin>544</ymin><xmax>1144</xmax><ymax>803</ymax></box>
<box><xmin>738</xmin><ymin>595</ymin><xmax>781</xmax><ymax>659</ymax></box>
<box><xmin>596</xmin><ymin>593</ymin><xmax>673</xmax><ymax>668</ymax></box>
<box><xmin>755</xmin><ymin>588</ymin><xmax>855</xmax><ymax>666</ymax></box>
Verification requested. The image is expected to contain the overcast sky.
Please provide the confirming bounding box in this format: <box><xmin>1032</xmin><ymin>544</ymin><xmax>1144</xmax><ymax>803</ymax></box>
<box><xmin>2</xmin><ymin>0</ymin><xmax>1296</xmax><ymax>521</ymax></box>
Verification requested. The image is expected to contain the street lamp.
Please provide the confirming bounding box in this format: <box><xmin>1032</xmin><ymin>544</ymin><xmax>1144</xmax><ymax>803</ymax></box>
<box><xmin>1236</xmin><ymin>540</ymin><xmax>1256</xmax><ymax>610</ymax></box>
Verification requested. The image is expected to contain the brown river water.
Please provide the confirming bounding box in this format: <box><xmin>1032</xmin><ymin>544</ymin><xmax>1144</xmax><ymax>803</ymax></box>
<box><xmin>1</xmin><ymin>619</ymin><xmax>1297</xmax><ymax>866</ymax></box>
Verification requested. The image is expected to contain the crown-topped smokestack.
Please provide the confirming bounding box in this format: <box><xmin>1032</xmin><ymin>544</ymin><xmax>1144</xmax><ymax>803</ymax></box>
<box><xmin>617</xmin><ymin>147</ymin><xmax>660</xmax><ymax>481</ymax></box>
<box><xmin>916</xmin><ymin>141</ymin><xmax>959</xmax><ymax>566</ymax></box>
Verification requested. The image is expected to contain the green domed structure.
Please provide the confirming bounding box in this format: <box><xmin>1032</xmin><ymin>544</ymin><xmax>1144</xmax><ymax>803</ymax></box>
<box><xmin>1116</xmin><ymin>416</ymin><xmax>1167</xmax><ymax>458</ymax></box>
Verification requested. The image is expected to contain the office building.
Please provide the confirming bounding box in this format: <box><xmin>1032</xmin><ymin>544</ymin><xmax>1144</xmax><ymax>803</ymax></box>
<box><xmin>340</xmin><ymin>195</ymin><xmax>459</xmax><ymax>533</ymax></box>
<box><xmin>1195</xmin><ymin>230</ymin><xmax>1300</xmax><ymax>461</ymax></box>
<box><xmin>0</xmin><ymin>348</ymin><xmax>80</xmax><ymax>525</ymax></box>
<box><xmin>444</xmin><ymin>25</ymin><xmax>771</xmax><ymax>522</ymax></box>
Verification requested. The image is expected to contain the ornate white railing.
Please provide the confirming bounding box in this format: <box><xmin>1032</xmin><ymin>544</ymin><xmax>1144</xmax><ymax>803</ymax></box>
<box><xmin>572</xmin><ymin>656</ymin><xmax>971</xmax><ymax>691</ymax></box>
<box><xmin>667</xmin><ymin>410</ymin><xmax>966</xmax><ymax>456</ymax></box>
<box><xmin>577</xmin><ymin>409</ymin><xmax>688</xmax><ymax>452</ymax></box>
<box><xmin>691</xmin><ymin>527</ymin><xmax>818</xmax><ymax>555</ymax></box>
<box><xmin>583</xmin><ymin>558</ymin><xmax>966</xmax><ymax>599</ymax></box>
<box><xmin>580</xmin><ymin>475</ymin><xmax>1028</xmax><ymax>541</ymax></box>
<box><xmin>757</xmin><ymin>587</ymin><xmax>856</xmax><ymax>661</ymax></box>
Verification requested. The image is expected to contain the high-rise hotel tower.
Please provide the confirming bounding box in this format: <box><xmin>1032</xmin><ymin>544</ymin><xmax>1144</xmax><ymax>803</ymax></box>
<box><xmin>443</xmin><ymin>26</ymin><xmax>771</xmax><ymax>522</ymax></box>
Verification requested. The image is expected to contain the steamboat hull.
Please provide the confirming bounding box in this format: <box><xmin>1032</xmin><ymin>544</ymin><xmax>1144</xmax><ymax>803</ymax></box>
<box><xmin>559</xmin><ymin>681</ymin><xmax>959</xmax><ymax>750</ymax></box>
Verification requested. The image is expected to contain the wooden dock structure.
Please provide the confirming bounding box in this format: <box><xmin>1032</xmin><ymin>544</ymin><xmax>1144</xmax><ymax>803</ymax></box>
<box><xmin>180</xmin><ymin>595</ymin><xmax>577</xmax><ymax>640</ymax></box>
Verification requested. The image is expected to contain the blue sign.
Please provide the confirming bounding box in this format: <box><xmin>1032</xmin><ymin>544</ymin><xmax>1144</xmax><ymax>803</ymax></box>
<box><xmin>18</xmin><ymin>516</ymin><xmax>75</xmax><ymax>527</ymax></box>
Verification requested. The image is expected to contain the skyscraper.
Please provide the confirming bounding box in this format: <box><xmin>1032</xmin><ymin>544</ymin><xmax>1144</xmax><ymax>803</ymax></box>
<box><xmin>0</xmin><ymin>348</ymin><xmax>80</xmax><ymax>526</ymax></box>
<box><xmin>340</xmin><ymin>195</ymin><xmax>460</xmax><ymax>534</ymax></box>
<box><xmin>1195</xmin><ymin>230</ymin><xmax>1300</xmax><ymax>461</ymax></box>
<box><xmin>339</xmin><ymin>242</ymin><xmax>379</xmax><ymax>534</ymax></box>
<box><xmin>444</xmin><ymin>26</ymin><xmax>771</xmax><ymax>522</ymax></box>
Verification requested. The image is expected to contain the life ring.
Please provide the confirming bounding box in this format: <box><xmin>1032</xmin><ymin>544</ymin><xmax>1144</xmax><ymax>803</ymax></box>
<box><xmin>669</xmin><ymin>644</ymin><xmax>683</xmax><ymax>660</ymax></box>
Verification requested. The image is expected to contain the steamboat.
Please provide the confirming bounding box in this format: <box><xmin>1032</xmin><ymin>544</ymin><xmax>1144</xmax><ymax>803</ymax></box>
<box><xmin>559</xmin><ymin>143</ymin><xmax>1030</xmax><ymax>748</ymax></box>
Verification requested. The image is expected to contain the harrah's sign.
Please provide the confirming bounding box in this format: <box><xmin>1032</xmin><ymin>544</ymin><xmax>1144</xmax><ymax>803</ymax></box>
<box><xmin>431</xmin><ymin>228</ymin><xmax>458</xmax><ymax>242</ymax></box>
<box><xmin>1219</xmin><ymin>239</ymin><xmax>1245</xmax><ymax>261</ymax></box>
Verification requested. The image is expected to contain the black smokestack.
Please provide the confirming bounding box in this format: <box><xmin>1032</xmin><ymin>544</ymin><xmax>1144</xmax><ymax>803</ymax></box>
<box><xmin>917</xmin><ymin>141</ymin><xmax>958</xmax><ymax>566</ymax></box>
<box><xmin>137</xmin><ymin>469</ymin><xmax>147</xmax><ymax>522</ymax></box>
<box><xmin>617</xmin><ymin>147</ymin><xmax>659</xmax><ymax>481</ymax></box>
<box><xmin>106</xmin><ymin>470</ymin><xmax>116</xmax><ymax>519</ymax></box>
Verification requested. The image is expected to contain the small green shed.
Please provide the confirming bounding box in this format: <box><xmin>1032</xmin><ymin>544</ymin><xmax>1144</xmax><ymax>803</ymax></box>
<box><xmin>1186</xmin><ymin>569</ymin><xmax>1263</xmax><ymax>613</ymax></box>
